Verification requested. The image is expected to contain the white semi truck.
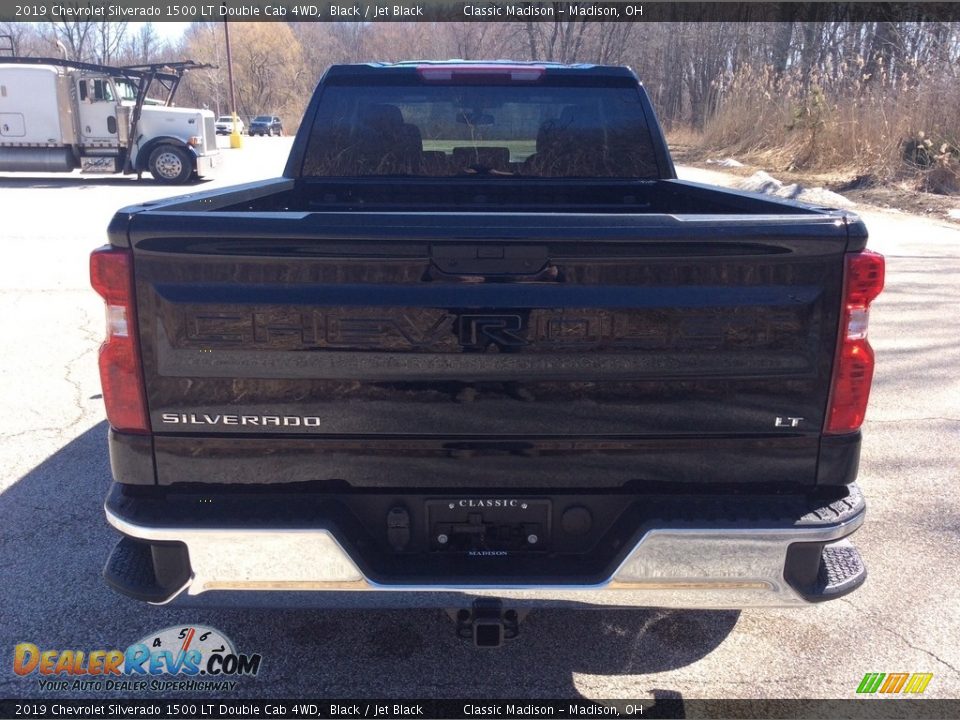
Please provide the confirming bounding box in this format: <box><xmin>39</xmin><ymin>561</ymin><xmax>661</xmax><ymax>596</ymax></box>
<box><xmin>0</xmin><ymin>58</ymin><xmax>219</xmax><ymax>184</ymax></box>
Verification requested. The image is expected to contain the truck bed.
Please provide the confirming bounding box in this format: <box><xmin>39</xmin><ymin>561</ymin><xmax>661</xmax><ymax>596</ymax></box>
<box><xmin>122</xmin><ymin>176</ymin><xmax>843</xmax><ymax>215</ymax></box>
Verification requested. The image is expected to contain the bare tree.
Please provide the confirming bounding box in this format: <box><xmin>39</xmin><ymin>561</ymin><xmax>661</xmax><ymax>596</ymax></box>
<box><xmin>92</xmin><ymin>22</ymin><xmax>128</xmax><ymax>64</ymax></box>
<box><xmin>40</xmin><ymin>21</ymin><xmax>96</xmax><ymax>62</ymax></box>
<box><xmin>180</xmin><ymin>22</ymin><xmax>307</xmax><ymax>125</ymax></box>
<box><xmin>128</xmin><ymin>23</ymin><xmax>160</xmax><ymax>65</ymax></box>
<box><xmin>0</xmin><ymin>21</ymin><xmax>39</xmax><ymax>56</ymax></box>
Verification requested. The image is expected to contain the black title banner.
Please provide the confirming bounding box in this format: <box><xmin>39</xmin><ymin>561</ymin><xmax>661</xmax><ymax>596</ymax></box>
<box><xmin>3</xmin><ymin>1</ymin><xmax>960</xmax><ymax>23</ymax></box>
<box><xmin>3</xmin><ymin>699</ymin><xmax>959</xmax><ymax>720</ymax></box>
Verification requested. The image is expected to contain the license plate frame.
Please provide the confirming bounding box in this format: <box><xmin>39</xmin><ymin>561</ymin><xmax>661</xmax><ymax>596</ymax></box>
<box><xmin>426</xmin><ymin>497</ymin><xmax>551</xmax><ymax>552</ymax></box>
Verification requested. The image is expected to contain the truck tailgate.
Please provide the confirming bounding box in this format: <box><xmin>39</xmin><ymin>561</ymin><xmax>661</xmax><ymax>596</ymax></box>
<box><xmin>127</xmin><ymin>211</ymin><xmax>853</xmax><ymax>488</ymax></box>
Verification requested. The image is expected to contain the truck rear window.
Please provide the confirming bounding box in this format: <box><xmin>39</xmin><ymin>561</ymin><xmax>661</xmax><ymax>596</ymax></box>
<box><xmin>302</xmin><ymin>84</ymin><xmax>660</xmax><ymax>179</ymax></box>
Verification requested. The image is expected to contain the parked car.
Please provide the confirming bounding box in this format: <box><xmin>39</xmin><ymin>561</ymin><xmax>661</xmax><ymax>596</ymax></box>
<box><xmin>248</xmin><ymin>115</ymin><xmax>283</xmax><ymax>136</ymax></box>
<box><xmin>215</xmin><ymin>115</ymin><xmax>245</xmax><ymax>135</ymax></box>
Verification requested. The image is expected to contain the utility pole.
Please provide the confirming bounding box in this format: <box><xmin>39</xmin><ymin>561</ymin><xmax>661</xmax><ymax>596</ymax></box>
<box><xmin>224</xmin><ymin>20</ymin><xmax>242</xmax><ymax>149</ymax></box>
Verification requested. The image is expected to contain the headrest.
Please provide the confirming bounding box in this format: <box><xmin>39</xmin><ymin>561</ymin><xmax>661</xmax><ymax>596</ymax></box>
<box><xmin>559</xmin><ymin>105</ymin><xmax>600</xmax><ymax>129</ymax></box>
<box><xmin>536</xmin><ymin>119</ymin><xmax>561</xmax><ymax>152</ymax></box>
<box><xmin>358</xmin><ymin>104</ymin><xmax>405</xmax><ymax>131</ymax></box>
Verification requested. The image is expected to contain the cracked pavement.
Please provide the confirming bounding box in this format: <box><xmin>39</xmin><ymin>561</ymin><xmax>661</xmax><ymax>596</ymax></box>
<box><xmin>0</xmin><ymin>144</ymin><xmax>957</xmax><ymax>703</ymax></box>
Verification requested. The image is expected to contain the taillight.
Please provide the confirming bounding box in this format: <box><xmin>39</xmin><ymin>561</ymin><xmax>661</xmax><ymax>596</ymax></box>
<box><xmin>825</xmin><ymin>250</ymin><xmax>885</xmax><ymax>434</ymax></box>
<box><xmin>416</xmin><ymin>64</ymin><xmax>545</xmax><ymax>83</ymax></box>
<box><xmin>90</xmin><ymin>246</ymin><xmax>150</xmax><ymax>434</ymax></box>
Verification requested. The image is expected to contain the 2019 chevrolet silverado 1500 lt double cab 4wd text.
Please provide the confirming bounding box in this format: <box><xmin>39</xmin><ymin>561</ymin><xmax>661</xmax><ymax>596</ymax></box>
<box><xmin>91</xmin><ymin>62</ymin><xmax>884</xmax><ymax>645</ymax></box>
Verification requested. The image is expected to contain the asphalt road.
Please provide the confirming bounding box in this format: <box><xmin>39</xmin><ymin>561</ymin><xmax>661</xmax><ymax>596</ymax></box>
<box><xmin>1</xmin><ymin>139</ymin><xmax>958</xmax><ymax>704</ymax></box>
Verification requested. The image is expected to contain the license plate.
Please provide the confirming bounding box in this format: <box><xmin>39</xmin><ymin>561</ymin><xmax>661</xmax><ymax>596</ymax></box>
<box><xmin>427</xmin><ymin>498</ymin><xmax>551</xmax><ymax>552</ymax></box>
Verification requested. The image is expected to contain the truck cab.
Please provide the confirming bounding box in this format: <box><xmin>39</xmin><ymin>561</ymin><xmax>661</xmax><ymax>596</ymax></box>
<box><xmin>0</xmin><ymin>58</ymin><xmax>218</xmax><ymax>183</ymax></box>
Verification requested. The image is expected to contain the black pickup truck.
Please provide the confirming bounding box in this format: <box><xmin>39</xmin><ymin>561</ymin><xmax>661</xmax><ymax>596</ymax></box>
<box><xmin>92</xmin><ymin>62</ymin><xmax>884</xmax><ymax>644</ymax></box>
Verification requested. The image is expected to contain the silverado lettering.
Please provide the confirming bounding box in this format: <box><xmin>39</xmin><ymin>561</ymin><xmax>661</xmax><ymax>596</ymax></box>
<box><xmin>160</xmin><ymin>413</ymin><xmax>323</xmax><ymax>427</ymax></box>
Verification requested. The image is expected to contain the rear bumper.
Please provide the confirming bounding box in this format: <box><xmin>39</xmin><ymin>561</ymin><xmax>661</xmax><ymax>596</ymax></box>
<box><xmin>103</xmin><ymin>484</ymin><xmax>867</xmax><ymax>609</ymax></box>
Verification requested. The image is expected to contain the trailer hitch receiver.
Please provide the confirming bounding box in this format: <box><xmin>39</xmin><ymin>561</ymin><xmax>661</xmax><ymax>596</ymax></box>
<box><xmin>455</xmin><ymin>598</ymin><xmax>520</xmax><ymax>648</ymax></box>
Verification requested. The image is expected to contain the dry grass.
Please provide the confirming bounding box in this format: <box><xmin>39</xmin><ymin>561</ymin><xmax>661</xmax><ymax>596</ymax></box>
<box><xmin>662</xmin><ymin>125</ymin><xmax>704</xmax><ymax>149</ymax></box>
<box><xmin>694</xmin><ymin>59</ymin><xmax>960</xmax><ymax>194</ymax></box>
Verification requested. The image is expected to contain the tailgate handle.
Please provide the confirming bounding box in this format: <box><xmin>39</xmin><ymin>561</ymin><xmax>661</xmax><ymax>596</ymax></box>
<box><xmin>430</xmin><ymin>244</ymin><xmax>550</xmax><ymax>276</ymax></box>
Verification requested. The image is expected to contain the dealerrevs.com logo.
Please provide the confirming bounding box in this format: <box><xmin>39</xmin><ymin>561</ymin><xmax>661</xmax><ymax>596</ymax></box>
<box><xmin>13</xmin><ymin>625</ymin><xmax>262</xmax><ymax>692</ymax></box>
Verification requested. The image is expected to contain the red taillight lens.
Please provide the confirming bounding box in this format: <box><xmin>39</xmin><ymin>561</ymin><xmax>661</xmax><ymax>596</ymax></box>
<box><xmin>845</xmin><ymin>249</ymin><xmax>885</xmax><ymax>306</ymax></box>
<box><xmin>825</xmin><ymin>250</ymin><xmax>885</xmax><ymax>434</ymax></box>
<box><xmin>90</xmin><ymin>246</ymin><xmax>150</xmax><ymax>434</ymax></box>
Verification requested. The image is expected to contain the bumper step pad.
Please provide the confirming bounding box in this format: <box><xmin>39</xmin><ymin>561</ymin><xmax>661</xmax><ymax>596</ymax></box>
<box><xmin>103</xmin><ymin>536</ymin><xmax>191</xmax><ymax>604</ymax></box>
<box><xmin>785</xmin><ymin>537</ymin><xmax>867</xmax><ymax>602</ymax></box>
<box><xmin>816</xmin><ymin>540</ymin><xmax>867</xmax><ymax>599</ymax></box>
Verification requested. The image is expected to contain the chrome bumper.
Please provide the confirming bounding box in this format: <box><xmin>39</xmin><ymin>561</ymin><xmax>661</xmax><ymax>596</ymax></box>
<box><xmin>193</xmin><ymin>150</ymin><xmax>220</xmax><ymax>178</ymax></box>
<box><xmin>105</xmin><ymin>501</ymin><xmax>865</xmax><ymax>609</ymax></box>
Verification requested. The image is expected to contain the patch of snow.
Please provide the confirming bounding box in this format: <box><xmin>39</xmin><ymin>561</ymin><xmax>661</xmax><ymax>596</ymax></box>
<box><xmin>778</xmin><ymin>183</ymin><xmax>804</xmax><ymax>199</ymax></box>
<box><xmin>794</xmin><ymin>187</ymin><xmax>856</xmax><ymax>208</ymax></box>
<box><xmin>738</xmin><ymin>171</ymin><xmax>854</xmax><ymax>208</ymax></box>
<box><xmin>948</xmin><ymin>209</ymin><xmax>960</xmax><ymax>219</ymax></box>
<box><xmin>739</xmin><ymin>171</ymin><xmax>783</xmax><ymax>194</ymax></box>
<box><xmin>706</xmin><ymin>157</ymin><xmax>745</xmax><ymax>168</ymax></box>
